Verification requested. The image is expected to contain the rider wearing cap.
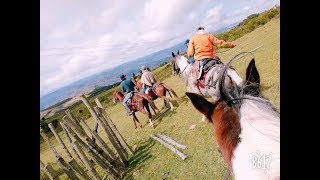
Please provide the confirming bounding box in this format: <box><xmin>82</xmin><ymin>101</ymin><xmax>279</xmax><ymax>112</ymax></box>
<box><xmin>187</xmin><ymin>27</ymin><xmax>236</xmax><ymax>79</ymax></box>
<box><xmin>140</xmin><ymin>65</ymin><xmax>157</xmax><ymax>95</ymax></box>
<box><xmin>120</xmin><ymin>74</ymin><xmax>135</xmax><ymax>115</ymax></box>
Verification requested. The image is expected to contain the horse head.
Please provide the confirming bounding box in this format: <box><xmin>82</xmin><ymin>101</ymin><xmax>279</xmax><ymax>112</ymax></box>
<box><xmin>186</xmin><ymin>57</ymin><xmax>280</xmax><ymax>179</ymax></box>
<box><xmin>113</xmin><ymin>91</ymin><xmax>119</xmax><ymax>103</ymax></box>
<box><xmin>171</xmin><ymin>51</ymin><xmax>182</xmax><ymax>75</ymax></box>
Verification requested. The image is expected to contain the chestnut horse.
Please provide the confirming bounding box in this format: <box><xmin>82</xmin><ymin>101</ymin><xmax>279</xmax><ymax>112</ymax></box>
<box><xmin>186</xmin><ymin>57</ymin><xmax>280</xmax><ymax>179</ymax></box>
<box><xmin>113</xmin><ymin>91</ymin><xmax>158</xmax><ymax>128</ymax></box>
<box><xmin>133</xmin><ymin>79</ymin><xmax>180</xmax><ymax>111</ymax></box>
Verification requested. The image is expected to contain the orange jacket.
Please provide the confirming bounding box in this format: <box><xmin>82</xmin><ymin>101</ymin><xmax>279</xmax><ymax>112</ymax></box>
<box><xmin>187</xmin><ymin>31</ymin><xmax>235</xmax><ymax>61</ymax></box>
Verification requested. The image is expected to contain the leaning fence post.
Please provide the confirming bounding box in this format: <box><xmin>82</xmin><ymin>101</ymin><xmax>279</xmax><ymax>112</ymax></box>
<box><xmin>40</xmin><ymin>160</ymin><xmax>60</xmax><ymax>180</ymax></box>
<box><xmin>62</xmin><ymin>122</ymin><xmax>120</xmax><ymax>180</ymax></box>
<box><xmin>60</xmin><ymin>122</ymin><xmax>101</xmax><ymax>180</ymax></box>
<box><xmin>48</xmin><ymin>123</ymin><xmax>90</xmax><ymax>179</ymax></box>
<box><xmin>95</xmin><ymin>97</ymin><xmax>134</xmax><ymax>155</ymax></box>
<box><xmin>40</xmin><ymin>128</ymin><xmax>79</xmax><ymax>180</ymax></box>
<box><xmin>63</xmin><ymin>115</ymin><xmax>122</xmax><ymax>169</ymax></box>
<box><xmin>48</xmin><ymin>123</ymin><xmax>72</xmax><ymax>159</ymax></box>
<box><xmin>80</xmin><ymin>95</ymin><xmax>128</xmax><ymax>164</ymax></box>
<box><xmin>60</xmin><ymin>121</ymin><xmax>84</xmax><ymax>165</ymax></box>
<box><xmin>77</xmin><ymin>116</ymin><xmax>125</xmax><ymax>170</ymax></box>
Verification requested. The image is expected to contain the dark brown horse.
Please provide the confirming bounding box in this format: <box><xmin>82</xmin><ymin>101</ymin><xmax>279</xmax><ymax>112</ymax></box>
<box><xmin>133</xmin><ymin>79</ymin><xmax>180</xmax><ymax>111</ymax></box>
<box><xmin>113</xmin><ymin>91</ymin><xmax>158</xmax><ymax>128</ymax></box>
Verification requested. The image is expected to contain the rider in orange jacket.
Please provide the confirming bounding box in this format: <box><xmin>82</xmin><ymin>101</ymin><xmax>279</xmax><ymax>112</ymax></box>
<box><xmin>187</xmin><ymin>27</ymin><xmax>236</xmax><ymax>79</ymax></box>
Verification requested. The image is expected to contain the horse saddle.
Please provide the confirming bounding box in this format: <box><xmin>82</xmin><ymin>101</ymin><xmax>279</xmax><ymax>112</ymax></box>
<box><xmin>190</xmin><ymin>58</ymin><xmax>223</xmax><ymax>89</ymax></box>
<box><xmin>202</xmin><ymin>58</ymin><xmax>222</xmax><ymax>73</ymax></box>
<box><xmin>151</xmin><ymin>82</ymin><xmax>161</xmax><ymax>92</ymax></box>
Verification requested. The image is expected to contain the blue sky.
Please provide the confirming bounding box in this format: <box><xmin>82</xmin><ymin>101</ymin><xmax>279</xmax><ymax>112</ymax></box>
<box><xmin>40</xmin><ymin>0</ymin><xmax>280</xmax><ymax>97</ymax></box>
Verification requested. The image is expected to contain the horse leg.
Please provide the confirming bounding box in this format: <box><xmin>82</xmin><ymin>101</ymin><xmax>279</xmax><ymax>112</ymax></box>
<box><xmin>132</xmin><ymin>113</ymin><xmax>138</xmax><ymax>129</ymax></box>
<box><xmin>139</xmin><ymin>108</ymin><xmax>154</xmax><ymax>128</ymax></box>
<box><xmin>133</xmin><ymin>113</ymin><xmax>143</xmax><ymax>128</ymax></box>
<box><xmin>150</xmin><ymin>104</ymin><xmax>157</xmax><ymax>115</ymax></box>
<box><xmin>160</xmin><ymin>96</ymin><xmax>173</xmax><ymax>111</ymax></box>
<box><xmin>144</xmin><ymin>103</ymin><xmax>154</xmax><ymax>117</ymax></box>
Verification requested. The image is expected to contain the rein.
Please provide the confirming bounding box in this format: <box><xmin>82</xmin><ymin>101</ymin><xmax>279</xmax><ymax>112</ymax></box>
<box><xmin>179</xmin><ymin>62</ymin><xmax>190</xmax><ymax>75</ymax></box>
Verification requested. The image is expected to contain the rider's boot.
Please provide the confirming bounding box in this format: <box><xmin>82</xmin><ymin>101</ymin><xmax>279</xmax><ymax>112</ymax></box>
<box><xmin>124</xmin><ymin>105</ymin><xmax>132</xmax><ymax>116</ymax></box>
<box><xmin>197</xmin><ymin>65</ymin><xmax>203</xmax><ymax>80</ymax></box>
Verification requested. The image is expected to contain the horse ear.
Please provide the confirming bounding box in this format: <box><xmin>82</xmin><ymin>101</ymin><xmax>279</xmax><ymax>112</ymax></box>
<box><xmin>186</xmin><ymin>92</ymin><xmax>214</xmax><ymax>121</ymax></box>
<box><xmin>244</xmin><ymin>58</ymin><xmax>260</xmax><ymax>96</ymax></box>
<box><xmin>245</xmin><ymin>58</ymin><xmax>260</xmax><ymax>85</ymax></box>
<box><xmin>172</xmin><ymin>52</ymin><xmax>175</xmax><ymax>57</ymax></box>
<box><xmin>177</xmin><ymin>50</ymin><xmax>179</xmax><ymax>55</ymax></box>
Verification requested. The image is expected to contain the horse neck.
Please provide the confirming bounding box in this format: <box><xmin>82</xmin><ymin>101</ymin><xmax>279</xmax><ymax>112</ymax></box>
<box><xmin>117</xmin><ymin>93</ymin><xmax>125</xmax><ymax>102</ymax></box>
<box><xmin>231</xmin><ymin>99</ymin><xmax>280</xmax><ymax>179</ymax></box>
<box><xmin>211</xmin><ymin>101</ymin><xmax>241</xmax><ymax>170</ymax></box>
<box><xmin>176</xmin><ymin>56</ymin><xmax>191</xmax><ymax>78</ymax></box>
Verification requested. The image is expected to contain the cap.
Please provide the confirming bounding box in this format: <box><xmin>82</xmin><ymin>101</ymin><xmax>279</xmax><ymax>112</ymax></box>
<box><xmin>140</xmin><ymin>65</ymin><xmax>147</xmax><ymax>71</ymax></box>
<box><xmin>120</xmin><ymin>74</ymin><xmax>126</xmax><ymax>80</ymax></box>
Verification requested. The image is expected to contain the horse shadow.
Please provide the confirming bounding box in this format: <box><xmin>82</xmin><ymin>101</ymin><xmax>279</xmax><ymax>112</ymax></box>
<box><xmin>122</xmin><ymin>138</ymin><xmax>156</xmax><ymax>179</ymax></box>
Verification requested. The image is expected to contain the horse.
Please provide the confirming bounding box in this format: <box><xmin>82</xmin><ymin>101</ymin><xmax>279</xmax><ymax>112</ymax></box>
<box><xmin>133</xmin><ymin>79</ymin><xmax>180</xmax><ymax>111</ymax></box>
<box><xmin>113</xmin><ymin>91</ymin><xmax>158</xmax><ymax>128</ymax></box>
<box><xmin>171</xmin><ymin>50</ymin><xmax>244</xmax><ymax>121</ymax></box>
<box><xmin>186</xmin><ymin>56</ymin><xmax>280</xmax><ymax>179</ymax></box>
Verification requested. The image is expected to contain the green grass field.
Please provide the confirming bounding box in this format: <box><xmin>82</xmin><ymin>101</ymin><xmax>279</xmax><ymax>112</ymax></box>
<box><xmin>40</xmin><ymin>17</ymin><xmax>279</xmax><ymax>180</ymax></box>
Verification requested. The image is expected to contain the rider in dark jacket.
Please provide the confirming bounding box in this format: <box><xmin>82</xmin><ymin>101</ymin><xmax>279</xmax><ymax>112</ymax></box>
<box><xmin>120</xmin><ymin>74</ymin><xmax>135</xmax><ymax>115</ymax></box>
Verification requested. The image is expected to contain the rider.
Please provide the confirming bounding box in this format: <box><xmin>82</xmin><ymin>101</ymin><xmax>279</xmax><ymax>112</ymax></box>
<box><xmin>187</xmin><ymin>27</ymin><xmax>236</xmax><ymax>79</ymax></box>
<box><xmin>140</xmin><ymin>65</ymin><xmax>157</xmax><ymax>95</ymax></box>
<box><xmin>120</xmin><ymin>74</ymin><xmax>135</xmax><ymax>116</ymax></box>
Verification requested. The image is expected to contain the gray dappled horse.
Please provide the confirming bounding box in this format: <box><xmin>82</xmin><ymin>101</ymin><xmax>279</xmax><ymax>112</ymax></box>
<box><xmin>171</xmin><ymin>51</ymin><xmax>243</xmax><ymax>121</ymax></box>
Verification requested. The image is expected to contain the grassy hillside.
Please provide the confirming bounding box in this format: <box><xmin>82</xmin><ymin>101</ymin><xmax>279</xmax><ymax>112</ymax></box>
<box><xmin>40</xmin><ymin>15</ymin><xmax>279</xmax><ymax>179</ymax></box>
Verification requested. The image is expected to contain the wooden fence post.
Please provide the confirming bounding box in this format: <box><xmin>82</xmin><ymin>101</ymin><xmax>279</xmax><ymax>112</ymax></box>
<box><xmin>40</xmin><ymin>160</ymin><xmax>60</xmax><ymax>180</ymax></box>
<box><xmin>77</xmin><ymin>116</ymin><xmax>125</xmax><ymax>170</ymax></box>
<box><xmin>40</xmin><ymin>128</ymin><xmax>79</xmax><ymax>180</ymax></box>
<box><xmin>48</xmin><ymin>123</ymin><xmax>90</xmax><ymax>179</ymax></box>
<box><xmin>80</xmin><ymin>95</ymin><xmax>128</xmax><ymax>164</ymax></box>
<box><xmin>95</xmin><ymin>98</ymin><xmax>134</xmax><ymax>155</ymax></box>
<box><xmin>94</xmin><ymin>107</ymin><xmax>128</xmax><ymax>158</ymax></box>
<box><xmin>60</xmin><ymin>121</ymin><xmax>85</xmax><ymax>165</ymax></box>
<box><xmin>61</xmin><ymin>122</ymin><xmax>120</xmax><ymax>180</ymax></box>
<box><xmin>60</xmin><ymin>122</ymin><xmax>101</xmax><ymax>180</ymax></box>
<box><xmin>63</xmin><ymin>115</ymin><xmax>122</xmax><ymax>169</ymax></box>
<box><xmin>48</xmin><ymin>123</ymin><xmax>72</xmax><ymax>159</ymax></box>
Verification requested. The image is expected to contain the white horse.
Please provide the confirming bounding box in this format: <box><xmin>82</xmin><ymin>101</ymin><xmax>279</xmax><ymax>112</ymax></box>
<box><xmin>186</xmin><ymin>56</ymin><xmax>280</xmax><ymax>180</ymax></box>
<box><xmin>171</xmin><ymin>51</ymin><xmax>243</xmax><ymax>121</ymax></box>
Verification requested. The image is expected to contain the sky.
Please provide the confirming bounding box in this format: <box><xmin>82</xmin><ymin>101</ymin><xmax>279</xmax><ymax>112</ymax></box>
<box><xmin>40</xmin><ymin>0</ymin><xmax>280</xmax><ymax>97</ymax></box>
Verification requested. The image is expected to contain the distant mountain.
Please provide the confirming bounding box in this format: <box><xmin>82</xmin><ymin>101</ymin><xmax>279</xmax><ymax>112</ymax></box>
<box><xmin>40</xmin><ymin>23</ymin><xmax>241</xmax><ymax>111</ymax></box>
<box><xmin>40</xmin><ymin>42</ymin><xmax>187</xmax><ymax>111</ymax></box>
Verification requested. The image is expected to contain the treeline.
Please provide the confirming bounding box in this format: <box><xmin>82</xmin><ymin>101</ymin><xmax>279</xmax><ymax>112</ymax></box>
<box><xmin>216</xmin><ymin>5</ymin><xmax>280</xmax><ymax>42</ymax></box>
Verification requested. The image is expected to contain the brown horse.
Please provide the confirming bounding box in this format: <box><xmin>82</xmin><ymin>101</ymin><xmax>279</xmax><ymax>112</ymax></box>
<box><xmin>186</xmin><ymin>58</ymin><xmax>279</xmax><ymax>179</ymax></box>
<box><xmin>113</xmin><ymin>91</ymin><xmax>158</xmax><ymax>128</ymax></box>
<box><xmin>133</xmin><ymin>79</ymin><xmax>180</xmax><ymax>111</ymax></box>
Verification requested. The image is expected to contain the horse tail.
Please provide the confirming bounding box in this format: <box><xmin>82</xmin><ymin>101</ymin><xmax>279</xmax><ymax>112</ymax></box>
<box><xmin>161</xmin><ymin>83</ymin><xmax>181</xmax><ymax>104</ymax></box>
<box><xmin>139</xmin><ymin>93</ymin><xmax>159</xmax><ymax>111</ymax></box>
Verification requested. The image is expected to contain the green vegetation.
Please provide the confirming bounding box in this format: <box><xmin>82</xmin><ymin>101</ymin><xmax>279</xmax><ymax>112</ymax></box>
<box><xmin>216</xmin><ymin>5</ymin><xmax>279</xmax><ymax>42</ymax></box>
<box><xmin>40</xmin><ymin>6</ymin><xmax>279</xmax><ymax>179</ymax></box>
